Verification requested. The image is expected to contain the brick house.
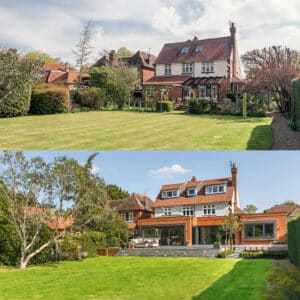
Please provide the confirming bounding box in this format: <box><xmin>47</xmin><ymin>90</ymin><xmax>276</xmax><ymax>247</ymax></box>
<box><xmin>108</xmin><ymin>193</ymin><xmax>154</xmax><ymax>236</ymax></box>
<box><xmin>94</xmin><ymin>50</ymin><xmax>156</xmax><ymax>86</ymax></box>
<box><xmin>143</xmin><ymin>23</ymin><xmax>243</xmax><ymax>102</ymax></box>
<box><xmin>138</xmin><ymin>164</ymin><xmax>287</xmax><ymax>246</ymax></box>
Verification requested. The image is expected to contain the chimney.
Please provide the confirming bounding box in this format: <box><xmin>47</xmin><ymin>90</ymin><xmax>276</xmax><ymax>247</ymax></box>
<box><xmin>65</xmin><ymin>63</ymin><xmax>70</xmax><ymax>72</ymax></box>
<box><xmin>191</xmin><ymin>176</ymin><xmax>197</xmax><ymax>182</ymax></box>
<box><xmin>109</xmin><ymin>50</ymin><xmax>117</xmax><ymax>66</ymax></box>
<box><xmin>230</xmin><ymin>22</ymin><xmax>237</xmax><ymax>78</ymax></box>
<box><xmin>231</xmin><ymin>162</ymin><xmax>239</xmax><ymax>212</ymax></box>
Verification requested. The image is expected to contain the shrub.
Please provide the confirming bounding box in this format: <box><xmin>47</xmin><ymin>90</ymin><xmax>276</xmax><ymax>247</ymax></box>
<box><xmin>156</xmin><ymin>100</ymin><xmax>173</xmax><ymax>112</ymax></box>
<box><xmin>291</xmin><ymin>78</ymin><xmax>300</xmax><ymax>131</ymax></box>
<box><xmin>188</xmin><ymin>98</ymin><xmax>213</xmax><ymax>114</ymax></box>
<box><xmin>30</xmin><ymin>88</ymin><xmax>70</xmax><ymax>115</ymax></box>
<box><xmin>239</xmin><ymin>250</ymin><xmax>288</xmax><ymax>259</ymax></box>
<box><xmin>216</xmin><ymin>249</ymin><xmax>234</xmax><ymax>258</ymax></box>
<box><xmin>72</xmin><ymin>87</ymin><xmax>104</xmax><ymax>109</ymax></box>
<box><xmin>288</xmin><ymin>217</ymin><xmax>300</xmax><ymax>266</ymax></box>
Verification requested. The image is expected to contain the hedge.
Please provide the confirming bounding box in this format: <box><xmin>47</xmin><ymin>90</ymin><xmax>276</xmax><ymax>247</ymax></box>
<box><xmin>156</xmin><ymin>101</ymin><xmax>173</xmax><ymax>112</ymax></box>
<box><xmin>291</xmin><ymin>79</ymin><xmax>300</xmax><ymax>130</ymax></box>
<box><xmin>72</xmin><ymin>87</ymin><xmax>104</xmax><ymax>109</ymax></box>
<box><xmin>239</xmin><ymin>250</ymin><xmax>289</xmax><ymax>259</ymax></box>
<box><xmin>30</xmin><ymin>88</ymin><xmax>70</xmax><ymax>115</ymax></box>
<box><xmin>288</xmin><ymin>217</ymin><xmax>300</xmax><ymax>266</ymax></box>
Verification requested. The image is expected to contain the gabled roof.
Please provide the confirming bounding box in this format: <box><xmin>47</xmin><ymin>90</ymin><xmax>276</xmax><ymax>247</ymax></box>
<box><xmin>155</xmin><ymin>36</ymin><xmax>232</xmax><ymax>64</ymax></box>
<box><xmin>265</xmin><ymin>205</ymin><xmax>300</xmax><ymax>217</ymax></box>
<box><xmin>108</xmin><ymin>193</ymin><xmax>154</xmax><ymax>212</ymax></box>
<box><xmin>43</xmin><ymin>63</ymin><xmax>66</xmax><ymax>72</ymax></box>
<box><xmin>154</xmin><ymin>177</ymin><xmax>233</xmax><ymax>208</ymax></box>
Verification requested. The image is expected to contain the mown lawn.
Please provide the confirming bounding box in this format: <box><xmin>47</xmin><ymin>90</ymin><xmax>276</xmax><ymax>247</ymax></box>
<box><xmin>0</xmin><ymin>111</ymin><xmax>272</xmax><ymax>150</ymax></box>
<box><xmin>0</xmin><ymin>257</ymin><xmax>272</xmax><ymax>300</ymax></box>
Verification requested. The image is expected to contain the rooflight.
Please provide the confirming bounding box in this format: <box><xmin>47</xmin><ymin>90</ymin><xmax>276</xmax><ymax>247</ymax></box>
<box><xmin>195</xmin><ymin>45</ymin><xmax>203</xmax><ymax>52</ymax></box>
<box><xmin>181</xmin><ymin>47</ymin><xmax>188</xmax><ymax>54</ymax></box>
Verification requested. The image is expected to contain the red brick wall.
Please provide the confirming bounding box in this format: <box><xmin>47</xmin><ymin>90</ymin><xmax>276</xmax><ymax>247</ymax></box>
<box><xmin>142</xmin><ymin>69</ymin><xmax>155</xmax><ymax>83</ymax></box>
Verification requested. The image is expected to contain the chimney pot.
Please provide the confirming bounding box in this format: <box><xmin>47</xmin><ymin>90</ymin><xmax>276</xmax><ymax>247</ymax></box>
<box><xmin>191</xmin><ymin>176</ymin><xmax>197</xmax><ymax>182</ymax></box>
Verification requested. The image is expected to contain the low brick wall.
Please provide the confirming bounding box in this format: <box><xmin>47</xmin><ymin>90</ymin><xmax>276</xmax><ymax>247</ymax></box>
<box><xmin>96</xmin><ymin>248</ymin><xmax>120</xmax><ymax>256</ymax></box>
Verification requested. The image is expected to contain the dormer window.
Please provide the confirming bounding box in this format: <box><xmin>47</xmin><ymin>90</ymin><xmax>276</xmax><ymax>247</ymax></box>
<box><xmin>195</xmin><ymin>45</ymin><xmax>203</xmax><ymax>52</ymax></box>
<box><xmin>181</xmin><ymin>47</ymin><xmax>188</xmax><ymax>54</ymax></box>
<box><xmin>162</xmin><ymin>190</ymin><xmax>179</xmax><ymax>199</ymax></box>
<box><xmin>205</xmin><ymin>185</ymin><xmax>226</xmax><ymax>195</ymax></box>
<box><xmin>187</xmin><ymin>188</ymin><xmax>197</xmax><ymax>196</ymax></box>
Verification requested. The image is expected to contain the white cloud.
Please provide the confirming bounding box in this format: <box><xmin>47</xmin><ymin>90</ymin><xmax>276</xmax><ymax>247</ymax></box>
<box><xmin>91</xmin><ymin>164</ymin><xmax>101</xmax><ymax>175</ymax></box>
<box><xmin>148</xmin><ymin>164</ymin><xmax>190</xmax><ymax>179</ymax></box>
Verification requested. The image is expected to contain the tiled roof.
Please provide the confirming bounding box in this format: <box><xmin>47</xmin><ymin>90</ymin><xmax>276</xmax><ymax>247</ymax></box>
<box><xmin>235</xmin><ymin>207</ymin><xmax>246</xmax><ymax>215</ymax></box>
<box><xmin>46</xmin><ymin>71</ymin><xmax>65</xmax><ymax>83</ymax></box>
<box><xmin>108</xmin><ymin>200</ymin><xmax>125</xmax><ymax>210</ymax></box>
<box><xmin>108</xmin><ymin>193</ymin><xmax>154</xmax><ymax>212</ymax></box>
<box><xmin>48</xmin><ymin>216</ymin><xmax>74</xmax><ymax>230</ymax></box>
<box><xmin>43</xmin><ymin>63</ymin><xmax>66</xmax><ymax>72</ymax></box>
<box><xmin>144</xmin><ymin>75</ymin><xmax>191</xmax><ymax>85</ymax></box>
<box><xmin>265</xmin><ymin>205</ymin><xmax>300</xmax><ymax>216</ymax></box>
<box><xmin>155</xmin><ymin>36</ymin><xmax>232</xmax><ymax>65</ymax></box>
<box><xmin>183</xmin><ymin>77</ymin><xmax>225</xmax><ymax>85</ymax></box>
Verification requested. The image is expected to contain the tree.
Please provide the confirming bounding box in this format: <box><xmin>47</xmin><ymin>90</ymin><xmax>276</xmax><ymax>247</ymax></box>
<box><xmin>25</xmin><ymin>51</ymin><xmax>57</xmax><ymax>64</ymax></box>
<box><xmin>74</xmin><ymin>20</ymin><xmax>93</xmax><ymax>83</ymax></box>
<box><xmin>243</xmin><ymin>204</ymin><xmax>258</xmax><ymax>214</ymax></box>
<box><xmin>242</xmin><ymin>46</ymin><xmax>300</xmax><ymax>112</ymax></box>
<box><xmin>276</xmin><ymin>201</ymin><xmax>299</xmax><ymax>206</ymax></box>
<box><xmin>117</xmin><ymin>47</ymin><xmax>133</xmax><ymax>58</ymax></box>
<box><xmin>0</xmin><ymin>151</ymin><xmax>106</xmax><ymax>269</ymax></box>
<box><xmin>106</xmin><ymin>184</ymin><xmax>130</xmax><ymax>200</ymax></box>
<box><xmin>222</xmin><ymin>208</ymin><xmax>241</xmax><ymax>249</ymax></box>
<box><xmin>0</xmin><ymin>49</ymin><xmax>42</xmax><ymax>117</ymax></box>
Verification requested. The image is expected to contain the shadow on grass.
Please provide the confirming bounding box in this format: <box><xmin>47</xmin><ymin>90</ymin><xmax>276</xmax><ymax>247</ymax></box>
<box><xmin>246</xmin><ymin>125</ymin><xmax>273</xmax><ymax>150</ymax></box>
<box><xmin>192</xmin><ymin>260</ymin><xmax>270</xmax><ymax>300</ymax></box>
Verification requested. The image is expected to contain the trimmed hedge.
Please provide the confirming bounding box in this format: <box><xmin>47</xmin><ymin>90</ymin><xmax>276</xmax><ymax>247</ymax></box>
<box><xmin>72</xmin><ymin>87</ymin><xmax>104</xmax><ymax>109</ymax></box>
<box><xmin>30</xmin><ymin>88</ymin><xmax>70</xmax><ymax>115</ymax></box>
<box><xmin>239</xmin><ymin>250</ymin><xmax>288</xmax><ymax>259</ymax></box>
<box><xmin>291</xmin><ymin>79</ymin><xmax>300</xmax><ymax>131</ymax></box>
<box><xmin>156</xmin><ymin>101</ymin><xmax>173</xmax><ymax>112</ymax></box>
<box><xmin>288</xmin><ymin>217</ymin><xmax>300</xmax><ymax>266</ymax></box>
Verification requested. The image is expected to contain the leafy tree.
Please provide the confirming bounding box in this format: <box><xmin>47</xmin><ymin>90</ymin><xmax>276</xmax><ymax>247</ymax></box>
<box><xmin>106</xmin><ymin>184</ymin><xmax>130</xmax><ymax>200</ymax></box>
<box><xmin>222</xmin><ymin>208</ymin><xmax>241</xmax><ymax>249</ymax></box>
<box><xmin>117</xmin><ymin>47</ymin><xmax>133</xmax><ymax>58</ymax></box>
<box><xmin>276</xmin><ymin>201</ymin><xmax>299</xmax><ymax>206</ymax></box>
<box><xmin>25</xmin><ymin>51</ymin><xmax>57</xmax><ymax>64</ymax></box>
<box><xmin>242</xmin><ymin>46</ymin><xmax>300</xmax><ymax>112</ymax></box>
<box><xmin>0</xmin><ymin>49</ymin><xmax>41</xmax><ymax>117</ymax></box>
<box><xmin>243</xmin><ymin>204</ymin><xmax>258</xmax><ymax>214</ymax></box>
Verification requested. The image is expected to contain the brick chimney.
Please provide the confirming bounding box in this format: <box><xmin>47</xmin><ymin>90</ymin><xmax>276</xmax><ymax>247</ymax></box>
<box><xmin>191</xmin><ymin>176</ymin><xmax>197</xmax><ymax>182</ymax></box>
<box><xmin>230</xmin><ymin>22</ymin><xmax>238</xmax><ymax>78</ymax></box>
<box><xmin>109</xmin><ymin>50</ymin><xmax>117</xmax><ymax>66</ymax></box>
<box><xmin>231</xmin><ymin>162</ymin><xmax>239</xmax><ymax>212</ymax></box>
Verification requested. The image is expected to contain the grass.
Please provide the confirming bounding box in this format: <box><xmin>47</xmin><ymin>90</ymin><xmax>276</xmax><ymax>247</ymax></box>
<box><xmin>0</xmin><ymin>257</ymin><xmax>272</xmax><ymax>300</ymax></box>
<box><xmin>0</xmin><ymin>111</ymin><xmax>272</xmax><ymax>150</ymax></box>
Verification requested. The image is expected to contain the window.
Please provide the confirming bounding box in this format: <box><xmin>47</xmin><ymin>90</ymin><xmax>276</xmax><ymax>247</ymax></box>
<box><xmin>205</xmin><ymin>185</ymin><xmax>226</xmax><ymax>195</ymax></box>
<box><xmin>181</xmin><ymin>47</ymin><xmax>188</xmax><ymax>54</ymax></box>
<box><xmin>121</xmin><ymin>211</ymin><xmax>133</xmax><ymax>222</ymax></box>
<box><xmin>146</xmin><ymin>86</ymin><xmax>155</xmax><ymax>97</ymax></box>
<box><xmin>164</xmin><ymin>208</ymin><xmax>172</xmax><ymax>216</ymax></box>
<box><xmin>162</xmin><ymin>190</ymin><xmax>179</xmax><ymax>199</ymax></box>
<box><xmin>199</xmin><ymin>85</ymin><xmax>206</xmax><ymax>98</ymax></box>
<box><xmin>195</xmin><ymin>45</ymin><xmax>203</xmax><ymax>52</ymax></box>
<box><xmin>202</xmin><ymin>61</ymin><xmax>214</xmax><ymax>73</ymax></box>
<box><xmin>244</xmin><ymin>223</ymin><xmax>275</xmax><ymax>239</ymax></box>
<box><xmin>187</xmin><ymin>188</ymin><xmax>197</xmax><ymax>196</ymax></box>
<box><xmin>183</xmin><ymin>206</ymin><xmax>194</xmax><ymax>216</ymax></box>
<box><xmin>182</xmin><ymin>63</ymin><xmax>193</xmax><ymax>74</ymax></box>
<box><xmin>164</xmin><ymin>64</ymin><xmax>172</xmax><ymax>75</ymax></box>
<box><xmin>203</xmin><ymin>205</ymin><xmax>216</xmax><ymax>215</ymax></box>
<box><xmin>211</xmin><ymin>85</ymin><xmax>218</xmax><ymax>100</ymax></box>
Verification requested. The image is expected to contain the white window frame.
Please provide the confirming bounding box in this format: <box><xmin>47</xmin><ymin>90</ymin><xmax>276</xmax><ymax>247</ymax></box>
<box><xmin>183</xmin><ymin>206</ymin><xmax>194</xmax><ymax>216</ymax></box>
<box><xmin>121</xmin><ymin>211</ymin><xmax>134</xmax><ymax>222</ymax></box>
<box><xmin>162</xmin><ymin>190</ymin><xmax>179</xmax><ymax>199</ymax></box>
<box><xmin>187</xmin><ymin>188</ymin><xmax>197</xmax><ymax>196</ymax></box>
<box><xmin>205</xmin><ymin>185</ymin><xmax>226</xmax><ymax>195</ymax></box>
<box><xmin>199</xmin><ymin>85</ymin><xmax>206</xmax><ymax>99</ymax></box>
<box><xmin>182</xmin><ymin>63</ymin><xmax>193</xmax><ymax>74</ymax></box>
<box><xmin>181</xmin><ymin>47</ymin><xmax>188</xmax><ymax>54</ymax></box>
<box><xmin>203</xmin><ymin>205</ymin><xmax>216</xmax><ymax>216</ymax></box>
<box><xmin>195</xmin><ymin>45</ymin><xmax>203</xmax><ymax>52</ymax></box>
<box><xmin>202</xmin><ymin>61</ymin><xmax>214</xmax><ymax>73</ymax></box>
<box><xmin>164</xmin><ymin>208</ymin><xmax>172</xmax><ymax>216</ymax></box>
<box><xmin>164</xmin><ymin>64</ymin><xmax>172</xmax><ymax>75</ymax></box>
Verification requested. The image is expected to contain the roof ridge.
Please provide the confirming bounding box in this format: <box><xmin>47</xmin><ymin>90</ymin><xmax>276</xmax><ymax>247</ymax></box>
<box><xmin>164</xmin><ymin>36</ymin><xmax>231</xmax><ymax>46</ymax></box>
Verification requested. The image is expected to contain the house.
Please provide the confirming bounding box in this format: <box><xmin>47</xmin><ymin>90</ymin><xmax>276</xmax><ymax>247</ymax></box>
<box><xmin>94</xmin><ymin>50</ymin><xmax>156</xmax><ymax>86</ymax></box>
<box><xmin>42</xmin><ymin>63</ymin><xmax>90</xmax><ymax>90</ymax></box>
<box><xmin>138</xmin><ymin>164</ymin><xmax>287</xmax><ymax>246</ymax></box>
<box><xmin>108</xmin><ymin>193</ymin><xmax>154</xmax><ymax>236</ymax></box>
<box><xmin>265</xmin><ymin>205</ymin><xmax>300</xmax><ymax>221</ymax></box>
<box><xmin>144</xmin><ymin>23</ymin><xmax>243</xmax><ymax>102</ymax></box>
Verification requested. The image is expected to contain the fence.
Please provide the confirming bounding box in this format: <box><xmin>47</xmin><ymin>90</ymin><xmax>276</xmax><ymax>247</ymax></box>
<box><xmin>96</xmin><ymin>248</ymin><xmax>120</xmax><ymax>256</ymax></box>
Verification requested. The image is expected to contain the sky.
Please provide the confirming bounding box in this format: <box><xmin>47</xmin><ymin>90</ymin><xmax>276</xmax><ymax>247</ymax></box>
<box><xmin>1</xmin><ymin>0</ymin><xmax>300</xmax><ymax>63</ymax></box>
<box><xmin>19</xmin><ymin>151</ymin><xmax>300</xmax><ymax>212</ymax></box>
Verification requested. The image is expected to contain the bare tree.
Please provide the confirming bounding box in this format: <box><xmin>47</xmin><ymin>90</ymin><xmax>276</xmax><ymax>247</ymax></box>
<box><xmin>74</xmin><ymin>20</ymin><xmax>94</xmax><ymax>84</ymax></box>
<box><xmin>222</xmin><ymin>208</ymin><xmax>241</xmax><ymax>249</ymax></box>
<box><xmin>242</xmin><ymin>46</ymin><xmax>300</xmax><ymax>112</ymax></box>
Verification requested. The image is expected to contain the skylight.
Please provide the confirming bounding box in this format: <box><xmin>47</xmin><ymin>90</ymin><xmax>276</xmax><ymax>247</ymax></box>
<box><xmin>195</xmin><ymin>45</ymin><xmax>203</xmax><ymax>52</ymax></box>
<box><xmin>181</xmin><ymin>47</ymin><xmax>188</xmax><ymax>54</ymax></box>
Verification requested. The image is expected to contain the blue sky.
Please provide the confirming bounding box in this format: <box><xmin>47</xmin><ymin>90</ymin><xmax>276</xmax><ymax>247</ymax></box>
<box><xmin>21</xmin><ymin>151</ymin><xmax>300</xmax><ymax>212</ymax></box>
<box><xmin>1</xmin><ymin>0</ymin><xmax>300</xmax><ymax>63</ymax></box>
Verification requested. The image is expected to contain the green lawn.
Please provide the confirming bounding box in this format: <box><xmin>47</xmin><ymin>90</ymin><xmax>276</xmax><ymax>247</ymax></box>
<box><xmin>0</xmin><ymin>257</ymin><xmax>272</xmax><ymax>300</ymax></box>
<box><xmin>0</xmin><ymin>111</ymin><xmax>272</xmax><ymax>150</ymax></box>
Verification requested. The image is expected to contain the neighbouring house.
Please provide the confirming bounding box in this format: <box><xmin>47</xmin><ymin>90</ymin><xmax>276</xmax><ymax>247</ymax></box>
<box><xmin>42</xmin><ymin>63</ymin><xmax>90</xmax><ymax>90</ymax></box>
<box><xmin>137</xmin><ymin>164</ymin><xmax>287</xmax><ymax>246</ymax></box>
<box><xmin>94</xmin><ymin>50</ymin><xmax>156</xmax><ymax>93</ymax></box>
<box><xmin>108</xmin><ymin>193</ymin><xmax>154</xmax><ymax>236</ymax></box>
<box><xmin>143</xmin><ymin>22</ymin><xmax>243</xmax><ymax>103</ymax></box>
<box><xmin>265</xmin><ymin>205</ymin><xmax>300</xmax><ymax>221</ymax></box>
